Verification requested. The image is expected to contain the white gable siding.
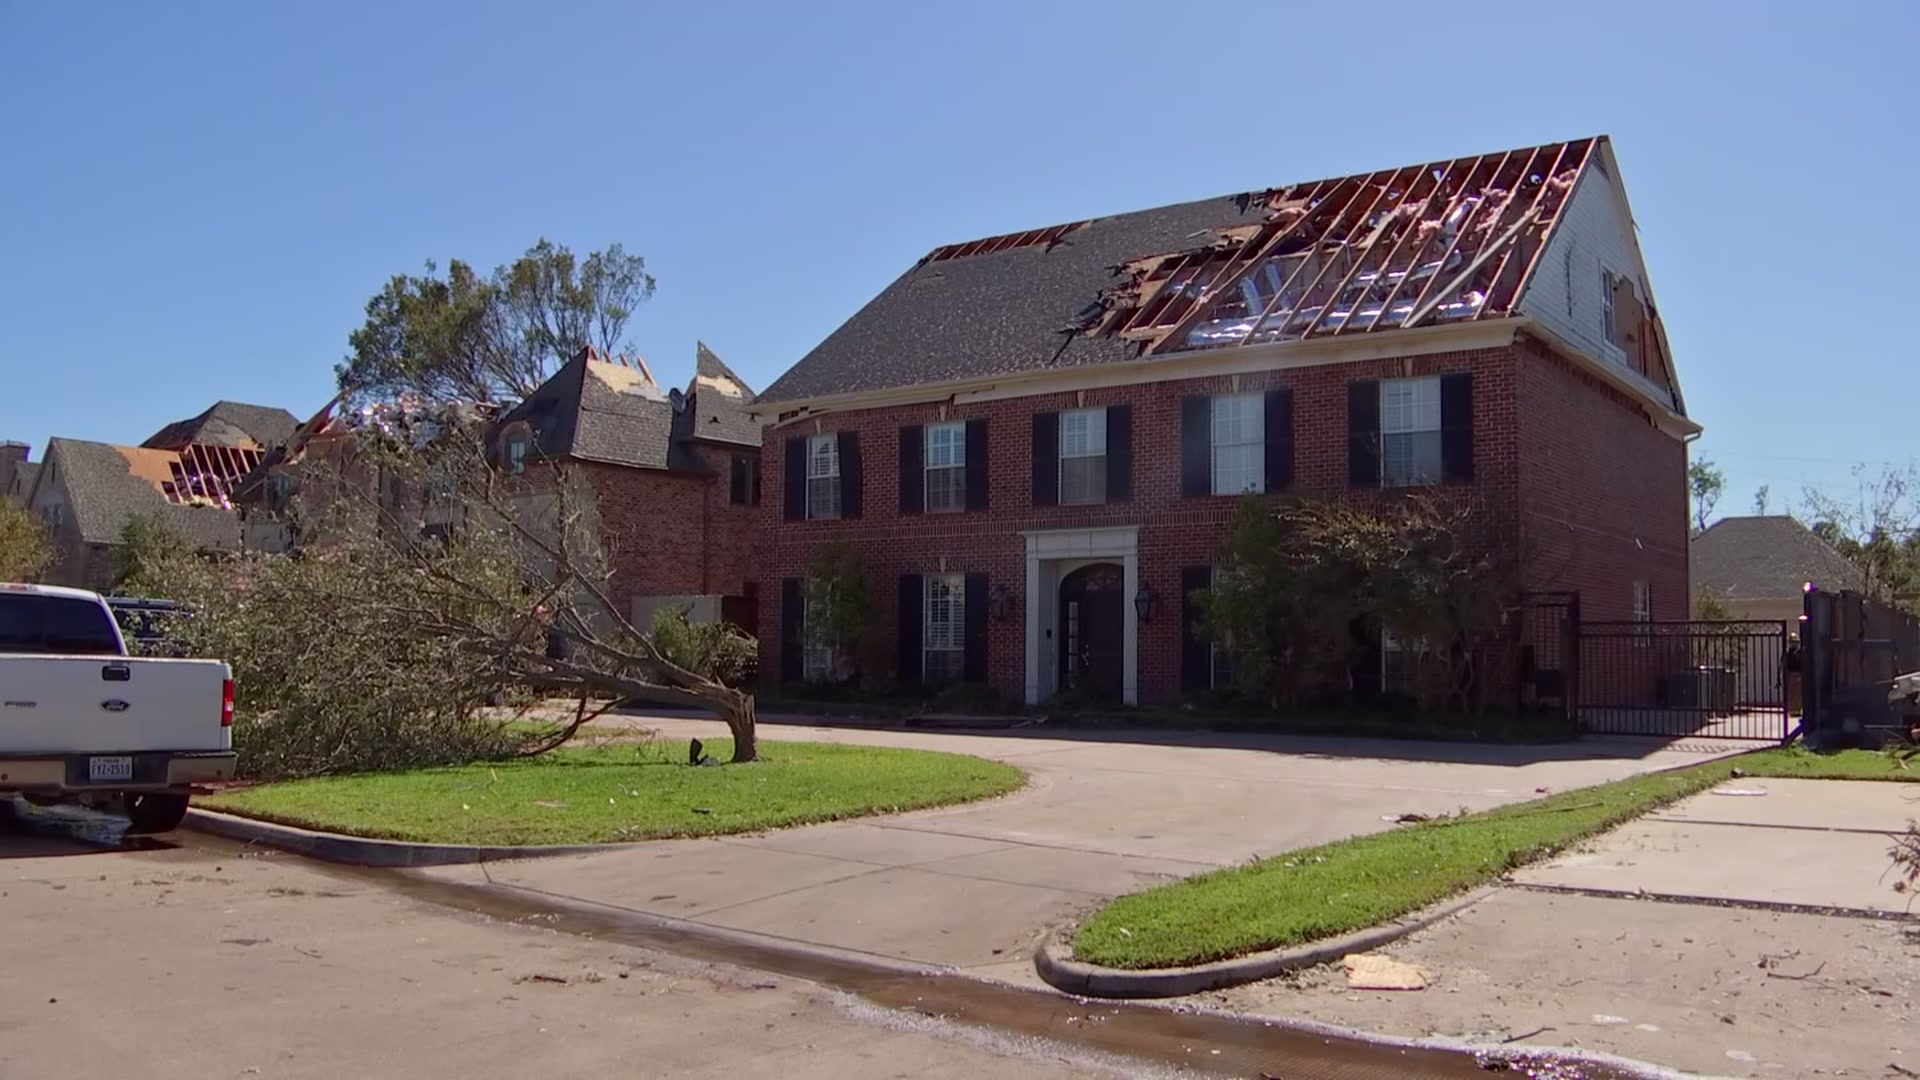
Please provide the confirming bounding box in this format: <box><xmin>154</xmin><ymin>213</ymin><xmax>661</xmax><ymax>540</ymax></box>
<box><xmin>1518</xmin><ymin>160</ymin><xmax>1647</xmax><ymax>371</ymax></box>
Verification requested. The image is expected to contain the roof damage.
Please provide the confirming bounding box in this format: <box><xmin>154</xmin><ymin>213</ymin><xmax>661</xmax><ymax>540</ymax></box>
<box><xmin>757</xmin><ymin>136</ymin><xmax>1653</xmax><ymax>407</ymax></box>
<box><xmin>1091</xmin><ymin>139</ymin><xmax>1591</xmax><ymax>353</ymax></box>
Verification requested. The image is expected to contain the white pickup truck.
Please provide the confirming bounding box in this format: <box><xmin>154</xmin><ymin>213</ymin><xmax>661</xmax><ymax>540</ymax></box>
<box><xmin>0</xmin><ymin>583</ymin><xmax>235</xmax><ymax>833</ymax></box>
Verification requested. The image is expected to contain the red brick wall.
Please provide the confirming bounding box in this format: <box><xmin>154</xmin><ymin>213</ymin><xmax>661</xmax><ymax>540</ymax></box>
<box><xmin>757</xmin><ymin>347</ymin><xmax>1530</xmax><ymax>705</ymax></box>
<box><xmin>1513</xmin><ymin>333</ymin><xmax>1690</xmax><ymax>707</ymax></box>
<box><xmin>1514</xmin><ymin>333</ymin><xmax>1689</xmax><ymax>620</ymax></box>
<box><xmin>583</xmin><ymin>442</ymin><xmax>760</xmax><ymax>613</ymax></box>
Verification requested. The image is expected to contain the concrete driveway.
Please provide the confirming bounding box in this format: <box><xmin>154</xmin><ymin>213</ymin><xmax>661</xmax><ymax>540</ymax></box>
<box><xmin>425</xmin><ymin>718</ymin><xmax>1747</xmax><ymax>978</ymax></box>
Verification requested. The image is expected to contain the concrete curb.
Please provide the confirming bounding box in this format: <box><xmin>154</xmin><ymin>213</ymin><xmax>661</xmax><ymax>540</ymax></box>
<box><xmin>183</xmin><ymin>808</ymin><xmax>627</xmax><ymax>868</ymax></box>
<box><xmin>1033</xmin><ymin>887</ymin><xmax>1495</xmax><ymax>999</ymax></box>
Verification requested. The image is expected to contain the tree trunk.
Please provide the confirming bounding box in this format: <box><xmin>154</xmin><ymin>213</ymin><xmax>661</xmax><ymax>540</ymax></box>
<box><xmin>724</xmin><ymin>692</ymin><xmax>758</xmax><ymax>763</ymax></box>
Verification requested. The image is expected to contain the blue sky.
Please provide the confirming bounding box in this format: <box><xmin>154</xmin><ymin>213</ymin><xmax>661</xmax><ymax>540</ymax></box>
<box><xmin>2</xmin><ymin>1</ymin><xmax>1912</xmax><ymax>519</ymax></box>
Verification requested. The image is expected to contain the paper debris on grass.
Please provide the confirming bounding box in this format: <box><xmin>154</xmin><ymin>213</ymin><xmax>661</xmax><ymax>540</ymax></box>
<box><xmin>1343</xmin><ymin>953</ymin><xmax>1428</xmax><ymax>990</ymax></box>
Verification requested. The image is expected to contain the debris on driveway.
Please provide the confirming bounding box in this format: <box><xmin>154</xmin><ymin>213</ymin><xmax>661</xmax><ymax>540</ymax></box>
<box><xmin>1342</xmin><ymin>953</ymin><xmax>1427</xmax><ymax>991</ymax></box>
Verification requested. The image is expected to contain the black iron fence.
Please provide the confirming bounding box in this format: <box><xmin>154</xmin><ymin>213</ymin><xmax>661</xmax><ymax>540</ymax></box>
<box><xmin>1516</xmin><ymin>593</ymin><xmax>1791</xmax><ymax>741</ymax></box>
<box><xmin>1576</xmin><ymin>620</ymin><xmax>1791</xmax><ymax>740</ymax></box>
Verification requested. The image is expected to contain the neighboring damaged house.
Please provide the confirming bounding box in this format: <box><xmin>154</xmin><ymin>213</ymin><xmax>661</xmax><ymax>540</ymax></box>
<box><xmin>239</xmin><ymin>346</ymin><xmax>765</xmax><ymax>633</ymax></box>
<box><xmin>494</xmin><ymin>344</ymin><xmax>764</xmax><ymax>633</ymax></box>
<box><xmin>1691</xmin><ymin>516</ymin><xmax>1864</xmax><ymax>623</ymax></box>
<box><xmin>1</xmin><ymin>441</ymin><xmax>35</xmax><ymax>507</ymax></box>
<box><xmin>11</xmin><ymin>401</ymin><xmax>296</xmax><ymax>587</ymax></box>
<box><xmin>752</xmin><ymin>135</ymin><xmax>1696</xmax><ymax>707</ymax></box>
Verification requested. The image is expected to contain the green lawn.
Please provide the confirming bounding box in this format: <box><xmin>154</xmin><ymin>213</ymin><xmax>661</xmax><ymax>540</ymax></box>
<box><xmin>203</xmin><ymin>739</ymin><xmax>1025</xmax><ymax>846</ymax></box>
<box><xmin>1735</xmin><ymin>744</ymin><xmax>1919</xmax><ymax>782</ymax></box>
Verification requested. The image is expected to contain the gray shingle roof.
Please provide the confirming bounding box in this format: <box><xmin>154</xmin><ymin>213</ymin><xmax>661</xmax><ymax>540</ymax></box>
<box><xmin>144</xmin><ymin>400</ymin><xmax>299</xmax><ymax>450</ymax></box>
<box><xmin>1691</xmin><ymin>516</ymin><xmax>1864</xmax><ymax>601</ymax></box>
<box><xmin>758</xmin><ymin>194</ymin><xmax>1258</xmax><ymax>404</ymax></box>
<box><xmin>44</xmin><ymin>438</ymin><xmax>241</xmax><ymax>550</ymax></box>
<box><xmin>498</xmin><ymin>354</ymin><xmax>677</xmax><ymax>470</ymax></box>
<box><xmin>686</xmin><ymin>342</ymin><xmax>761</xmax><ymax>448</ymax></box>
<box><xmin>10</xmin><ymin>460</ymin><xmax>41</xmax><ymax>501</ymax></box>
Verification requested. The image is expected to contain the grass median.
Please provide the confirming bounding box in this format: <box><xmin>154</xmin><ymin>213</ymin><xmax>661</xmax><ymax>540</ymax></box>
<box><xmin>202</xmin><ymin>738</ymin><xmax>1025</xmax><ymax>846</ymax></box>
<box><xmin>1071</xmin><ymin>745</ymin><xmax>1913</xmax><ymax>971</ymax></box>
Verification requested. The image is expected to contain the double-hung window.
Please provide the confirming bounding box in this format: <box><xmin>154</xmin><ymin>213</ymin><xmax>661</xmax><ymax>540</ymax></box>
<box><xmin>1211</xmin><ymin>393</ymin><xmax>1264</xmax><ymax>495</ymax></box>
<box><xmin>923</xmin><ymin>574</ymin><xmax>965</xmax><ymax>685</ymax></box>
<box><xmin>925</xmin><ymin>422</ymin><xmax>965</xmax><ymax>513</ymax></box>
<box><xmin>505</xmin><ymin>434</ymin><xmax>530</xmax><ymax>475</ymax></box>
<box><xmin>1380</xmin><ymin>377</ymin><xmax>1442</xmax><ymax>487</ymax></box>
<box><xmin>1059</xmin><ymin>407</ymin><xmax>1107</xmax><ymax>505</ymax></box>
<box><xmin>1632</xmin><ymin>580</ymin><xmax>1652</xmax><ymax>647</ymax></box>
<box><xmin>806</xmin><ymin>434</ymin><xmax>840</xmax><ymax>520</ymax></box>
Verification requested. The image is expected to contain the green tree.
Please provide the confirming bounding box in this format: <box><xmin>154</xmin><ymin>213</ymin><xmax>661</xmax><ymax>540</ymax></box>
<box><xmin>0</xmin><ymin>499</ymin><xmax>52</xmax><ymax>582</ymax></box>
<box><xmin>1689</xmin><ymin>458</ymin><xmax>1725</xmax><ymax>533</ymax></box>
<box><xmin>802</xmin><ymin>542</ymin><xmax>875</xmax><ymax>684</ymax></box>
<box><xmin>337</xmin><ymin>239</ymin><xmax>656</xmax><ymax>403</ymax></box>
<box><xmin>1200</xmin><ymin>494</ymin><xmax>1518</xmax><ymax>713</ymax></box>
<box><xmin>115</xmin><ymin>513</ymin><xmax>195</xmax><ymax>595</ymax></box>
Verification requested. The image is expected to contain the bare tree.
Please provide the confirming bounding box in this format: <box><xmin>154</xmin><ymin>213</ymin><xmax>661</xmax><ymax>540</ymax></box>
<box><xmin>1802</xmin><ymin>463</ymin><xmax>1920</xmax><ymax>607</ymax></box>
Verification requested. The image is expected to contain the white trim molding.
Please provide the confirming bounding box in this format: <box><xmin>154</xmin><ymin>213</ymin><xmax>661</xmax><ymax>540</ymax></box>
<box><xmin>1021</xmin><ymin>526</ymin><xmax>1139</xmax><ymax>706</ymax></box>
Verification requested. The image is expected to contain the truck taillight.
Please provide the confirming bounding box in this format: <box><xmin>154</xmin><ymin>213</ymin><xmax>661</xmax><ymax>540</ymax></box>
<box><xmin>221</xmin><ymin>679</ymin><xmax>234</xmax><ymax>727</ymax></box>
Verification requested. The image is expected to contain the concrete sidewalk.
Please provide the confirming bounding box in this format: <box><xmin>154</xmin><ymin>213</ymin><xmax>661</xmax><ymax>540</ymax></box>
<box><xmin>1514</xmin><ymin>776</ymin><xmax>1920</xmax><ymax>913</ymax></box>
<box><xmin>424</xmin><ymin>720</ymin><xmax>1747</xmax><ymax>977</ymax></box>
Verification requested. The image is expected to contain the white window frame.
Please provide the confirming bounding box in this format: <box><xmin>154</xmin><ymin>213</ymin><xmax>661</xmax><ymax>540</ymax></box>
<box><xmin>925</xmin><ymin>422</ymin><xmax>966</xmax><ymax>514</ymax></box>
<box><xmin>923</xmin><ymin>574</ymin><xmax>965</xmax><ymax>685</ymax></box>
<box><xmin>1601</xmin><ymin>269</ymin><xmax>1617</xmax><ymax>344</ymax></box>
<box><xmin>505</xmin><ymin>434</ymin><xmax>530</xmax><ymax>475</ymax></box>
<box><xmin>1058</xmin><ymin>407</ymin><xmax>1107</xmax><ymax>505</ymax></box>
<box><xmin>806</xmin><ymin>434</ymin><xmax>841</xmax><ymax>521</ymax></box>
<box><xmin>1210</xmin><ymin>393</ymin><xmax>1265</xmax><ymax>496</ymax></box>
<box><xmin>1379</xmin><ymin>376</ymin><xmax>1442</xmax><ymax>488</ymax></box>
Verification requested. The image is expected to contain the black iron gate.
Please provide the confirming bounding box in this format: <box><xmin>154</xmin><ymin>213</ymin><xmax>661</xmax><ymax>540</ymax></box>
<box><xmin>1577</xmin><ymin>620</ymin><xmax>1791</xmax><ymax>740</ymax></box>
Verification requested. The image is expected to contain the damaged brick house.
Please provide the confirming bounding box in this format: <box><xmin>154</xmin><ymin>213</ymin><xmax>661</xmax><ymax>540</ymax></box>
<box><xmin>9</xmin><ymin>401</ymin><xmax>298</xmax><ymax>587</ymax></box>
<box><xmin>751</xmin><ymin>135</ymin><xmax>1696</xmax><ymax>707</ymax></box>
<box><xmin>241</xmin><ymin>346</ymin><xmax>764</xmax><ymax>632</ymax></box>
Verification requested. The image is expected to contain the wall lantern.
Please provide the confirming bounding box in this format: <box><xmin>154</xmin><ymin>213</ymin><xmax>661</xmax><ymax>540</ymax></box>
<box><xmin>1134</xmin><ymin>584</ymin><xmax>1159</xmax><ymax>624</ymax></box>
<box><xmin>989</xmin><ymin>584</ymin><xmax>1015</xmax><ymax>623</ymax></box>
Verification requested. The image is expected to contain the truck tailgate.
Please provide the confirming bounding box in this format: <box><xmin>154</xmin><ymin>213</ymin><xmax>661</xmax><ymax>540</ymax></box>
<box><xmin>0</xmin><ymin>655</ymin><xmax>231</xmax><ymax>754</ymax></box>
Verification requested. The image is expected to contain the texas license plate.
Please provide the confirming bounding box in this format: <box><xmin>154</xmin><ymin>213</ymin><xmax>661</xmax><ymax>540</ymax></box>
<box><xmin>87</xmin><ymin>756</ymin><xmax>134</xmax><ymax>782</ymax></box>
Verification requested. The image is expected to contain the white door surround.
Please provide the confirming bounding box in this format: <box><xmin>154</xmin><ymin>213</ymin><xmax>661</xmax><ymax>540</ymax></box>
<box><xmin>1022</xmin><ymin>526</ymin><xmax>1139</xmax><ymax>705</ymax></box>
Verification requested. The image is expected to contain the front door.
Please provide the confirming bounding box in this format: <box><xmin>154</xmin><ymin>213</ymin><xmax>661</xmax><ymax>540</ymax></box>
<box><xmin>1059</xmin><ymin>563</ymin><xmax>1125</xmax><ymax>701</ymax></box>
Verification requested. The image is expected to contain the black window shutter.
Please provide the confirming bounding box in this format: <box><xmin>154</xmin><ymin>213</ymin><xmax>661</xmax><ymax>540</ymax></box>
<box><xmin>780</xmin><ymin>578</ymin><xmax>804</xmax><ymax>683</ymax></box>
<box><xmin>897</xmin><ymin>574</ymin><xmax>924</xmax><ymax>687</ymax></box>
<box><xmin>963</xmin><ymin>573</ymin><xmax>988</xmax><ymax>682</ymax></box>
<box><xmin>749</xmin><ymin>454</ymin><xmax>761</xmax><ymax>505</ymax></box>
<box><xmin>730</xmin><ymin>456</ymin><xmax>747</xmax><ymax>505</ymax></box>
<box><xmin>1347</xmin><ymin>380</ymin><xmax>1381</xmax><ymax>487</ymax></box>
<box><xmin>1440</xmin><ymin>372</ymin><xmax>1474</xmax><ymax>483</ymax></box>
<box><xmin>898</xmin><ymin>425</ymin><xmax>924</xmax><ymax>514</ymax></box>
<box><xmin>964</xmin><ymin>418</ymin><xmax>989</xmax><ymax>511</ymax></box>
<box><xmin>1264</xmin><ymin>388</ymin><xmax>1294</xmax><ymax>492</ymax></box>
<box><xmin>1107</xmin><ymin>404</ymin><xmax>1133</xmax><ymax>501</ymax></box>
<box><xmin>1181</xmin><ymin>566</ymin><xmax>1213</xmax><ymax>692</ymax></box>
<box><xmin>838</xmin><ymin>431</ymin><xmax>862</xmax><ymax>518</ymax></box>
<box><xmin>783</xmin><ymin>437</ymin><xmax>806</xmax><ymax>520</ymax></box>
<box><xmin>1180</xmin><ymin>396</ymin><xmax>1211</xmax><ymax>497</ymax></box>
<box><xmin>1031</xmin><ymin>412</ymin><xmax>1059</xmax><ymax>506</ymax></box>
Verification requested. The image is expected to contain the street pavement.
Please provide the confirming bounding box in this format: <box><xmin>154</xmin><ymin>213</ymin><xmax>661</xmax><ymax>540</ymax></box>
<box><xmin>0</xmin><ymin>802</ymin><xmax>1134</xmax><ymax>1080</ymax></box>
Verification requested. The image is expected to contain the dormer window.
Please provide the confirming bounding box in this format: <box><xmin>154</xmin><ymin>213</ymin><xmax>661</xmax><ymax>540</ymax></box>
<box><xmin>505</xmin><ymin>433</ymin><xmax>530</xmax><ymax>475</ymax></box>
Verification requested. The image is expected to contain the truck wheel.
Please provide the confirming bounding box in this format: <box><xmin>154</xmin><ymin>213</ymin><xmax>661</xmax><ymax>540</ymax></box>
<box><xmin>122</xmin><ymin>792</ymin><xmax>190</xmax><ymax>834</ymax></box>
